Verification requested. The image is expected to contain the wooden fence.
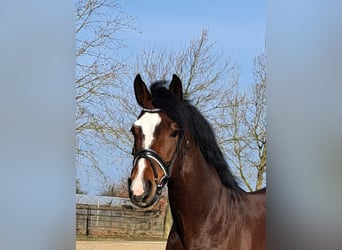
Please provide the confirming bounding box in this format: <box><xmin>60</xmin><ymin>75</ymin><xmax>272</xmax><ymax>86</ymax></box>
<box><xmin>76</xmin><ymin>204</ymin><xmax>165</xmax><ymax>239</ymax></box>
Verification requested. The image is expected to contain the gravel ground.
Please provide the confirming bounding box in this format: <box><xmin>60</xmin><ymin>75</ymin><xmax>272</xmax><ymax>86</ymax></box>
<box><xmin>76</xmin><ymin>240</ymin><xmax>166</xmax><ymax>250</ymax></box>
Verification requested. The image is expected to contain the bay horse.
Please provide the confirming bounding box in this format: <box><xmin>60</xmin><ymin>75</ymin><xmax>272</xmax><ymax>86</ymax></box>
<box><xmin>128</xmin><ymin>74</ymin><xmax>266</xmax><ymax>250</ymax></box>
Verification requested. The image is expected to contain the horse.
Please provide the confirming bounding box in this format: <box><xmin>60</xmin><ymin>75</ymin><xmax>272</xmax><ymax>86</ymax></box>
<box><xmin>128</xmin><ymin>74</ymin><xmax>266</xmax><ymax>250</ymax></box>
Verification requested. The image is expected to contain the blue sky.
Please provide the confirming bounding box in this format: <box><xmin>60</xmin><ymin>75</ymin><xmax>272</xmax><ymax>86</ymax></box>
<box><xmin>121</xmin><ymin>0</ymin><xmax>265</xmax><ymax>86</ymax></box>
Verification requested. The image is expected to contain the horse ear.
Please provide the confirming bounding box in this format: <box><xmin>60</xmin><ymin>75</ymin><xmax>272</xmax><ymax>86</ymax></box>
<box><xmin>134</xmin><ymin>74</ymin><xmax>152</xmax><ymax>108</ymax></box>
<box><xmin>169</xmin><ymin>74</ymin><xmax>183</xmax><ymax>102</ymax></box>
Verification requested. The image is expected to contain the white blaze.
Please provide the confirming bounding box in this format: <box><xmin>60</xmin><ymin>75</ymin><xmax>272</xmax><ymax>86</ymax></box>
<box><xmin>134</xmin><ymin>112</ymin><xmax>161</xmax><ymax>148</ymax></box>
<box><xmin>131</xmin><ymin>112</ymin><xmax>161</xmax><ymax>196</ymax></box>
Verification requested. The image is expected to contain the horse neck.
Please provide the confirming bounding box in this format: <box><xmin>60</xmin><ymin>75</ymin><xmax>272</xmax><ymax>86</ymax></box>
<box><xmin>168</xmin><ymin>143</ymin><xmax>243</xmax><ymax>222</ymax></box>
<box><xmin>166</xmin><ymin>139</ymin><xmax>266</xmax><ymax>249</ymax></box>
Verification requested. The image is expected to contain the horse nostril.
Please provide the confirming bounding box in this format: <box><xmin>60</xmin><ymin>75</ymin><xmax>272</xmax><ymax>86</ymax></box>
<box><xmin>136</xmin><ymin>181</ymin><xmax>152</xmax><ymax>200</ymax></box>
<box><xmin>132</xmin><ymin>194</ymin><xmax>143</xmax><ymax>203</ymax></box>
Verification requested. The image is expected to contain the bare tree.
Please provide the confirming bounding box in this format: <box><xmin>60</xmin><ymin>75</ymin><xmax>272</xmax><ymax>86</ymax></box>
<box><xmin>99</xmin><ymin>177</ymin><xmax>129</xmax><ymax>198</ymax></box>
<box><xmin>76</xmin><ymin>0</ymin><xmax>136</xmax><ymax>182</ymax></box>
<box><xmin>248</xmin><ymin>52</ymin><xmax>266</xmax><ymax>190</ymax></box>
<box><xmin>134</xmin><ymin>29</ymin><xmax>237</xmax><ymax>114</ymax></box>
<box><xmin>217</xmin><ymin>52</ymin><xmax>266</xmax><ymax>191</ymax></box>
<box><xmin>217</xmin><ymin>78</ymin><xmax>252</xmax><ymax>190</ymax></box>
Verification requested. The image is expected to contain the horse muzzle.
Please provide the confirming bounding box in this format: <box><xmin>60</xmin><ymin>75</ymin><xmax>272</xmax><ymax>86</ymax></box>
<box><xmin>128</xmin><ymin>177</ymin><xmax>161</xmax><ymax>208</ymax></box>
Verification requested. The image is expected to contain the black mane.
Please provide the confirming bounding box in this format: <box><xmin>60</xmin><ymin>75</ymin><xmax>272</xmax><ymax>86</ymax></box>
<box><xmin>150</xmin><ymin>81</ymin><xmax>240</xmax><ymax>190</ymax></box>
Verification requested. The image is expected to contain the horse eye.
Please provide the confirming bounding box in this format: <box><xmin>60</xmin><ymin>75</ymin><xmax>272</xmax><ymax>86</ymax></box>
<box><xmin>170</xmin><ymin>130</ymin><xmax>179</xmax><ymax>138</ymax></box>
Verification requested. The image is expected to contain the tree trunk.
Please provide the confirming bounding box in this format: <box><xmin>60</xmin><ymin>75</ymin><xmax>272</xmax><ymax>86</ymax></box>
<box><xmin>256</xmin><ymin>142</ymin><xmax>266</xmax><ymax>190</ymax></box>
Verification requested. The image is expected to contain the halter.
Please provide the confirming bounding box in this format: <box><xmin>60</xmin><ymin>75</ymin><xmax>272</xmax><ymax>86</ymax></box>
<box><xmin>132</xmin><ymin>108</ymin><xmax>185</xmax><ymax>199</ymax></box>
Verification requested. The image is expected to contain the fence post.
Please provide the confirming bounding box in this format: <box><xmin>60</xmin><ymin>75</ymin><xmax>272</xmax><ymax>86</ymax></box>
<box><xmin>86</xmin><ymin>207</ymin><xmax>90</xmax><ymax>236</ymax></box>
